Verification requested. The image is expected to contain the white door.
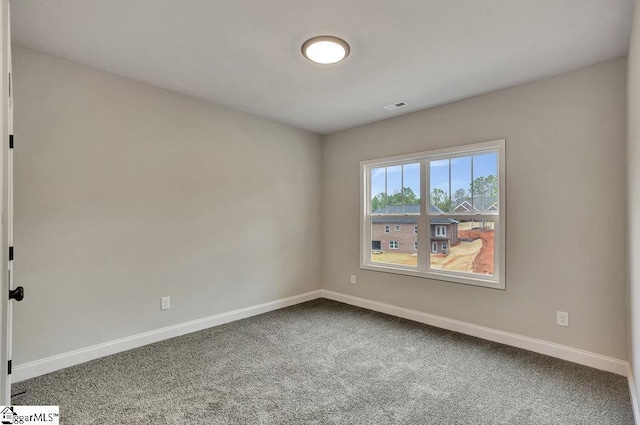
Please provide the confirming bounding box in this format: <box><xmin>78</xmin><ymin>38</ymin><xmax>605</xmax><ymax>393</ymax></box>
<box><xmin>0</xmin><ymin>0</ymin><xmax>14</xmax><ymax>405</ymax></box>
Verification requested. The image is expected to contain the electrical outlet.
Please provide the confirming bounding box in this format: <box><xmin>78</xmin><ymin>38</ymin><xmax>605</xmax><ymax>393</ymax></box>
<box><xmin>350</xmin><ymin>275</ymin><xmax>356</xmax><ymax>284</ymax></box>
<box><xmin>161</xmin><ymin>297</ymin><xmax>171</xmax><ymax>310</ymax></box>
<box><xmin>557</xmin><ymin>311</ymin><xmax>569</xmax><ymax>327</ymax></box>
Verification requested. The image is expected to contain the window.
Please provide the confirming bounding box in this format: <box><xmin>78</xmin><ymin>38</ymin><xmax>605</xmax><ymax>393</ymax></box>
<box><xmin>361</xmin><ymin>139</ymin><xmax>505</xmax><ymax>289</ymax></box>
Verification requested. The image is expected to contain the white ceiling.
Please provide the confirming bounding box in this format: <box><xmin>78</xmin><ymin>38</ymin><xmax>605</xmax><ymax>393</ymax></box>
<box><xmin>10</xmin><ymin>0</ymin><xmax>635</xmax><ymax>134</ymax></box>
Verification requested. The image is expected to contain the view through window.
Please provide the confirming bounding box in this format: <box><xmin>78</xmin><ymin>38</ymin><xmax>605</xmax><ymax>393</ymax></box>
<box><xmin>362</xmin><ymin>140</ymin><xmax>504</xmax><ymax>289</ymax></box>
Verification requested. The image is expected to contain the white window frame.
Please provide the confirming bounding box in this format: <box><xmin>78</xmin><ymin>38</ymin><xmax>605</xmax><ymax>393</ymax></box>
<box><xmin>384</xmin><ymin>225</ymin><xmax>390</xmax><ymax>233</ymax></box>
<box><xmin>431</xmin><ymin>242</ymin><xmax>438</xmax><ymax>253</ymax></box>
<box><xmin>435</xmin><ymin>226</ymin><xmax>446</xmax><ymax>237</ymax></box>
<box><xmin>389</xmin><ymin>241</ymin><xmax>399</xmax><ymax>250</ymax></box>
<box><xmin>360</xmin><ymin>139</ymin><xmax>505</xmax><ymax>290</ymax></box>
<box><xmin>442</xmin><ymin>242</ymin><xmax>448</xmax><ymax>250</ymax></box>
<box><xmin>414</xmin><ymin>241</ymin><xmax>418</xmax><ymax>250</ymax></box>
<box><xmin>414</xmin><ymin>225</ymin><xmax>418</xmax><ymax>234</ymax></box>
<box><xmin>395</xmin><ymin>225</ymin><xmax>400</xmax><ymax>231</ymax></box>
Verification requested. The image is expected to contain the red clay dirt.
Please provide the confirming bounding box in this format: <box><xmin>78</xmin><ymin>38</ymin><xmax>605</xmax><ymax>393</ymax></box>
<box><xmin>458</xmin><ymin>229</ymin><xmax>494</xmax><ymax>275</ymax></box>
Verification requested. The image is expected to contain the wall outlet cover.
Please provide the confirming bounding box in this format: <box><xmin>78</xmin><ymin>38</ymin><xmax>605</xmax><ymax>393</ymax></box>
<box><xmin>557</xmin><ymin>311</ymin><xmax>569</xmax><ymax>327</ymax></box>
<box><xmin>161</xmin><ymin>297</ymin><xmax>171</xmax><ymax>310</ymax></box>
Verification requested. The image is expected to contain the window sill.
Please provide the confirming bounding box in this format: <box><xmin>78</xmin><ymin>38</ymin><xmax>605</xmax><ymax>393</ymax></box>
<box><xmin>360</xmin><ymin>262</ymin><xmax>505</xmax><ymax>290</ymax></box>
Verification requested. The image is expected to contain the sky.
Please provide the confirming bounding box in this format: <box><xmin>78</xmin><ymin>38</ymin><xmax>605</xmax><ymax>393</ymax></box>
<box><xmin>370</xmin><ymin>152</ymin><xmax>497</xmax><ymax>205</ymax></box>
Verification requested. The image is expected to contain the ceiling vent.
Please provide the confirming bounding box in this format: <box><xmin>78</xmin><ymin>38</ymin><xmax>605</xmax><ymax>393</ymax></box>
<box><xmin>383</xmin><ymin>101</ymin><xmax>408</xmax><ymax>111</ymax></box>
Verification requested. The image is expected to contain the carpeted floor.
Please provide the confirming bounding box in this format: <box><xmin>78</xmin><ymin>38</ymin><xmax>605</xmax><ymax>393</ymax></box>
<box><xmin>11</xmin><ymin>299</ymin><xmax>634</xmax><ymax>424</ymax></box>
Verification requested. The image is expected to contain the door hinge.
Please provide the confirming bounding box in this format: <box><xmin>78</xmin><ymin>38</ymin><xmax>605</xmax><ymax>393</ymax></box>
<box><xmin>9</xmin><ymin>134</ymin><xmax>13</xmax><ymax>149</ymax></box>
<box><xmin>8</xmin><ymin>360</ymin><xmax>11</xmax><ymax>375</ymax></box>
<box><xmin>9</xmin><ymin>246</ymin><xmax>13</xmax><ymax>261</ymax></box>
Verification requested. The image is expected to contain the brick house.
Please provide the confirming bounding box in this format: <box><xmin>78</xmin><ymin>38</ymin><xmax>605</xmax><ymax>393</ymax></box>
<box><xmin>371</xmin><ymin>205</ymin><xmax>459</xmax><ymax>254</ymax></box>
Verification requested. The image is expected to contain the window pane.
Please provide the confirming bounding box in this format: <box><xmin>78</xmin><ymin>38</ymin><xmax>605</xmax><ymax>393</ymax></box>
<box><xmin>472</xmin><ymin>152</ymin><xmax>498</xmax><ymax>212</ymax></box>
<box><xmin>387</xmin><ymin>165</ymin><xmax>403</xmax><ymax>209</ymax></box>
<box><xmin>430</xmin><ymin>159</ymin><xmax>451</xmax><ymax>212</ymax></box>
<box><xmin>402</xmin><ymin>163</ymin><xmax>420</xmax><ymax>213</ymax></box>
<box><xmin>429</xmin><ymin>217</ymin><xmax>495</xmax><ymax>275</ymax></box>
<box><xmin>451</xmin><ymin>156</ymin><xmax>472</xmax><ymax>212</ymax></box>
<box><xmin>370</xmin><ymin>167</ymin><xmax>386</xmax><ymax>213</ymax></box>
<box><xmin>371</xmin><ymin>163</ymin><xmax>421</xmax><ymax>214</ymax></box>
<box><xmin>370</xmin><ymin>218</ymin><xmax>417</xmax><ymax>267</ymax></box>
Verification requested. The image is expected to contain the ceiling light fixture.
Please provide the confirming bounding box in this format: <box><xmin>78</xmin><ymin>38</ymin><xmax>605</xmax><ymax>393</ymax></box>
<box><xmin>301</xmin><ymin>36</ymin><xmax>350</xmax><ymax>65</ymax></box>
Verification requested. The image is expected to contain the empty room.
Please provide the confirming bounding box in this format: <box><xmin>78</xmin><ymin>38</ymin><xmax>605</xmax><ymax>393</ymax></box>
<box><xmin>0</xmin><ymin>0</ymin><xmax>639</xmax><ymax>423</ymax></box>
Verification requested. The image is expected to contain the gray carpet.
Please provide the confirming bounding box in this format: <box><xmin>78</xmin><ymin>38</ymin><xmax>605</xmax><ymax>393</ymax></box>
<box><xmin>11</xmin><ymin>299</ymin><xmax>634</xmax><ymax>424</ymax></box>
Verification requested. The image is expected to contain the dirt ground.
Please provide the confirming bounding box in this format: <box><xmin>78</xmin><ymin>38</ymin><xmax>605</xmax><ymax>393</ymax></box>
<box><xmin>457</xmin><ymin>221</ymin><xmax>495</xmax><ymax>231</ymax></box>
<box><xmin>371</xmin><ymin>251</ymin><xmax>417</xmax><ymax>266</ymax></box>
<box><xmin>458</xmin><ymin>229</ymin><xmax>494</xmax><ymax>274</ymax></box>
<box><xmin>430</xmin><ymin>239</ymin><xmax>482</xmax><ymax>272</ymax></box>
<box><xmin>371</xmin><ymin>229</ymin><xmax>495</xmax><ymax>275</ymax></box>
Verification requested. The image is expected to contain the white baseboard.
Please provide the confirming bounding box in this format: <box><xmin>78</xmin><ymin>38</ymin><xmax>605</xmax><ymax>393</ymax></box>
<box><xmin>13</xmin><ymin>288</ymin><xmax>631</xmax><ymax>386</ymax></box>
<box><xmin>12</xmin><ymin>290</ymin><xmax>323</xmax><ymax>383</ymax></box>
<box><xmin>320</xmin><ymin>289</ymin><xmax>629</xmax><ymax>376</ymax></box>
<box><xmin>629</xmin><ymin>363</ymin><xmax>640</xmax><ymax>424</ymax></box>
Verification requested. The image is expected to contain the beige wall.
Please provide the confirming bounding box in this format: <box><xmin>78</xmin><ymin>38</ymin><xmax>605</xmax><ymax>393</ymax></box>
<box><xmin>322</xmin><ymin>58</ymin><xmax>628</xmax><ymax>359</ymax></box>
<box><xmin>12</xmin><ymin>46</ymin><xmax>323</xmax><ymax>364</ymax></box>
<box><xmin>12</xmin><ymin>44</ymin><xmax>630</xmax><ymax>369</ymax></box>
<box><xmin>628</xmin><ymin>0</ymin><xmax>640</xmax><ymax>404</ymax></box>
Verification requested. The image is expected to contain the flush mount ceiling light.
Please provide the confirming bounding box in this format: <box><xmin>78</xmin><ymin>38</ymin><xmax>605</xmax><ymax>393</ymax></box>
<box><xmin>301</xmin><ymin>36</ymin><xmax>350</xmax><ymax>64</ymax></box>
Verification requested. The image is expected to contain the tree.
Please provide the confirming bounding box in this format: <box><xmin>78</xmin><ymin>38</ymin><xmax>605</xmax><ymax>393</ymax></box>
<box><xmin>388</xmin><ymin>187</ymin><xmax>420</xmax><ymax>206</ymax></box>
<box><xmin>430</xmin><ymin>188</ymin><xmax>451</xmax><ymax>212</ymax></box>
<box><xmin>404</xmin><ymin>187</ymin><xmax>420</xmax><ymax>205</ymax></box>
<box><xmin>371</xmin><ymin>187</ymin><xmax>420</xmax><ymax>212</ymax></box>
<box><xmin>452</xmin><ymin>188</ymin><xmax>468</xmax><ymax>206</ymax></box>
<box><xmin>470</xmin><ymin>174</ymin><xmax>497</xmax><ymax>230</ymax></box>
<box><xmin>371</xmin><ymin>192</ymin><xmax>387</xmax><ymax>212</ymax></box>
<box><xmin>470</xmin><ymin>175</ymin><xmax>497</xmax><ymax>199</ymax></box>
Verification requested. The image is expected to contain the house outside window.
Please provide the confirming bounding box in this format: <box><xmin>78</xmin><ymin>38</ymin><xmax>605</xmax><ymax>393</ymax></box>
<box><xmin>361</xmin><ymin>139</ymin><xmax>505</xmax><ymax>289</ymax></box>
